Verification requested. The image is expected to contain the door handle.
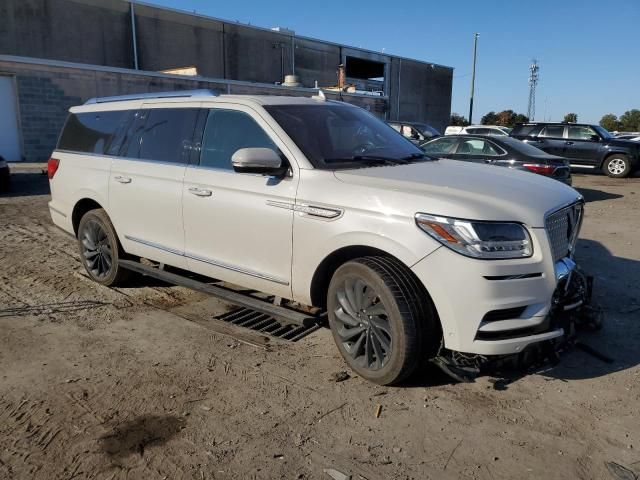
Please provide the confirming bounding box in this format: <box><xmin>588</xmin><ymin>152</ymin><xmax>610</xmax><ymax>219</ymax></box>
<box><xmin>188</xmin><ymin>187</ymin><xmax>212</xmax><ymax>197</ymax></box>
<box><xmin>114</xmin><ymin>176</ymin><xmax>132</xmax><ymax>184</ymax></box>
<box><xmin>565</xmin><ymin>141</ymin><xmax>574</xmax><ymax>145</ymax></box>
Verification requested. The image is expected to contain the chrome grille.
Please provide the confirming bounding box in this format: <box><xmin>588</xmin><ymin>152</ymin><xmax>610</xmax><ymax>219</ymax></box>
<box><xmin>545</xmin><ymin>202</ymin><xmax>583</xmax><ymax>262</ymax></box>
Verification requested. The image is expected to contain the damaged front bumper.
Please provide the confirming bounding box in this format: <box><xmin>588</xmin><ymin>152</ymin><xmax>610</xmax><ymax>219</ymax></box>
<box><xmin>433</xmin><ymin>257</ymin><xmax>602</xmax><ymax>382</ymax></box>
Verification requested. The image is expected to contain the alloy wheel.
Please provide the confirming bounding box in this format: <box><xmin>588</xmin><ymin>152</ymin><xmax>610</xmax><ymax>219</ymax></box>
<box><xmin>81</xmin><ymin>220</ymin><xmax>113</xmax><ymax>279</ymax></box>
<box><xmin>333</xmin><ymin>278</ymin><xmax>392</xmax><ymax>371</ymax></box>
<box><xmin>608</xmin><ymin>158</ymin><xmax>626</xmax><ymax>175</ymax></box>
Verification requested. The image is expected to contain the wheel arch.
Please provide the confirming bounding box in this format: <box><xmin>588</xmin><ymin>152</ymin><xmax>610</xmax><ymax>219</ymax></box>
<box><xmin>72</xmin><ymin>198</ymin><xmax>104</xmax><ymax>236</ymax></box>
<box><xmin>309</xmin><ymin>245</ymin><xmax>436</xmax><ymax>312</ymax></box>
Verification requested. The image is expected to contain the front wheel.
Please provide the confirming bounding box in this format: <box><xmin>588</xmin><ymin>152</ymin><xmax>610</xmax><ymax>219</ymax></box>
<box><xmin>77</xmin><ymin>209</ymin><xmax>131</xmax><ymax>287</ymax></box>
<box><xmin>327</xmin><ymin>256</ymin><xmax>438</xmax><ymax>385</ymax></box>
<box><xmin>603</xmin><ymin>154</ymin><xmax>632</xmax><ymax>178</ymax></box>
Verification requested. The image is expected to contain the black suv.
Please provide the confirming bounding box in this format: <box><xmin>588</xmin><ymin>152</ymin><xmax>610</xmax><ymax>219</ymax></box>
<box><xmin>511</xmin><ymin>123</ymin><xmax>640</xmax><ymax>178</ymax></box>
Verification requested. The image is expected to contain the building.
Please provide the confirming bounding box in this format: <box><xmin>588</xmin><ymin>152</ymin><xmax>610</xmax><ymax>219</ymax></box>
<box><xmin>0</xmin><ymin>0</ymin><xmax>453</xmax><ymax>162</ymax></box>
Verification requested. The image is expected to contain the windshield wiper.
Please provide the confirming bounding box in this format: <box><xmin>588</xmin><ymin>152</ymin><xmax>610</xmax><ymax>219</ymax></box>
<box><xmin>324</xmin><ymin>155</ymin><xmax>410</xmax><ymax>166</ymax></box>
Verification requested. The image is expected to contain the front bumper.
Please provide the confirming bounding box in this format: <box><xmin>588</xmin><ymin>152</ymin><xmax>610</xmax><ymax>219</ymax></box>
<box><xmin>412</xmin><ymin>227</ymin><xmax>574</xmax><ymax>356</ymax></box>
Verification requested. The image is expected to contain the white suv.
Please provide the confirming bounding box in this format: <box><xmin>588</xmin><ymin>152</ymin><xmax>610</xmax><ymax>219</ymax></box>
<box><xmin>48</xmin><ymin>90</ymin><xmax>584</xmax><ymax>385</ymax></box>
<box><xmin>445</xmin><ymin>125</ymin><xmax>511</xmax><ymax>136</ymax></box>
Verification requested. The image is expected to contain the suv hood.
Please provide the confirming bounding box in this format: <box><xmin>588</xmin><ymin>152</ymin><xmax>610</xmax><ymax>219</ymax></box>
<box><xmin>333</xmin><ymin>159</ymin><xmax>581</xmax><ymax>228</ymax></box>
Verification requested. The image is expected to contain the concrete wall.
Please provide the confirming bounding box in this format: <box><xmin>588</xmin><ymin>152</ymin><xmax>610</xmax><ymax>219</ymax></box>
<box><xmin>0</xmin><ymin>0</ymin><xmax>453</xmax><ymax>137</ymax></box>
<box><xmin>388</xmin><ymin>58</ymin><xmax>453</xmax><ymax>132</ymax></box>
<box><xmin>0</xmin><ymin>57</ymin><xmax>387</xmax><ymax>162</ymax></box>
<box><xmin>0</xmin><ymin>0</ymin><xmax>133</xmax><ymax>68</ymax></box>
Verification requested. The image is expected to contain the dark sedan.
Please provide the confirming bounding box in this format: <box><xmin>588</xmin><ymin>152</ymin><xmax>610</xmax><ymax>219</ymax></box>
<box><xmin>420</xmin><ymin>135</ymin><xmax>572</xmax><ymax>184</ymax></box>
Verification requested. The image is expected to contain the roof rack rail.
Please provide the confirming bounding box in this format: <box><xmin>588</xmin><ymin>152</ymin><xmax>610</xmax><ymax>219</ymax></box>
<box><xmin>84</xmin><ymin>89</ymin><xmax>218</xmax><ymax>105</ymax></box>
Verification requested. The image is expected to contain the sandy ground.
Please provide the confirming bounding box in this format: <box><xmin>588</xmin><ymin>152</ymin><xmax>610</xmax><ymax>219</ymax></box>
<box><xmin>1</xmin><ymin>167</ymin><xmax>639</xmax><ymax>480</ymax></box>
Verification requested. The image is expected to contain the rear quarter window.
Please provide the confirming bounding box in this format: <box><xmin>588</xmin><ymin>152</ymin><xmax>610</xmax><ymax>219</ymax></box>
<box><xmin>57</xmin><ymin>110</ymin><xmax>130</xmax><ymax>154</ymax></box>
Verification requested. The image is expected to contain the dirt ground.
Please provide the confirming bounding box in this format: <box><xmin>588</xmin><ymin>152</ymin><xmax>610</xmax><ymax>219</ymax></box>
<box><xmin>1</xmin><ymin>167</ymin><xmax>639</xmax><ymax>480</ymax></box>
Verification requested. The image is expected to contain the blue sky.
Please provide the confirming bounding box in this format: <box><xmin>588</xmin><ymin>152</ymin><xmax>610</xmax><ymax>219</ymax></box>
<box><xmin>148</xmin><ymin>0</ymin><xmax>639</xmax><ymax>124</ymax></box>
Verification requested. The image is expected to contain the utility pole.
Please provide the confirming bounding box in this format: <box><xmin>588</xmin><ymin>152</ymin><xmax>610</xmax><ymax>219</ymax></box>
<box><xmin>527</xmin><ymin>60</ymin><xmax>539</xmax><ymax>121</ymax></box>
<box><xmin>468</xmin><ymin>33</ymin><xmax>479</xmax><ymax>125</ymax></box>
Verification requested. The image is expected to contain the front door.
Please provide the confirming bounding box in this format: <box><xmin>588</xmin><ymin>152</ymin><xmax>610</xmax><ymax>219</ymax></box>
<box><xmin>109</xmin><ymin>104</ymin><xmax>200</xmax><ymax>268</ymax></box>
<box><xmin>564</xmin><ymin>125</ymin><xmax>601</xmax><ymax>166</ymax></box>
<box><xmin>182</xmin><ymin>105</ymin><xmax>298</xmax><ymax>299</ymax></box>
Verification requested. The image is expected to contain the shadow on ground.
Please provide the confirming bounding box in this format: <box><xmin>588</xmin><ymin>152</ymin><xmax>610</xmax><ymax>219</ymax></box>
<box><xmin>575</xmin><ymin>187</ymin><xmax>623</xmax><ymax>202</ymax></box>
<box><xmin>99</xmin><ymin>415</ymin><xmax>186</xmax><ymax>460</ymax></box>
<box><xmin>0</xmin><ymin>171</ymin><xmax>50</xmax><ymax>197</ymax></box>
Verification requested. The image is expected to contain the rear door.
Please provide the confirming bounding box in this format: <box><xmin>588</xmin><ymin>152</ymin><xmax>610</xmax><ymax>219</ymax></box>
<box><xmin>451</xmin><ymin>137</ymin><xmax>503</xmax><ymax>165</ymax></box>
<box><xmin>564</xmin><ymin>125</ymin><xmax>601</xmax><ymax>166</ymax></box>
<box><xmin>109</xmin><ymin>104</ymin><xmax>200</xmax><ymax>268</ymax></box>
<box><xmin>529</xmin><ymin>125</ymin><xmax>566</xmax><ymax>156</ymax></box>
<box><xmin>420</xmin><ymin>136</ymin><xmax>460</xmax><ymax>158</ymax></box>
<box><xmin>182</xmin><ymin>105</ymin><xmax>298</xmax><ymax>299</ymax></box>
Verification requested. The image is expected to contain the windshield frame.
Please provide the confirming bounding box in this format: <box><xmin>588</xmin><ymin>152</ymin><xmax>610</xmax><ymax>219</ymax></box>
<box><xmin>593</xmin><ymin>125</ymin><xmax>613</xmax><ymax>140</ymax></box>
<box><xmin>264</xmin><ymin>102</ymin><xmax>430</xmax><ymax>170</ymax></box>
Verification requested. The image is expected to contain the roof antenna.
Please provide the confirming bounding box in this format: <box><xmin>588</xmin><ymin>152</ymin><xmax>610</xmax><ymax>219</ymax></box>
<box><xmin>312</xmin><ymin>89</ymin><xmax>326</xmax><ymax>101</ymax></box>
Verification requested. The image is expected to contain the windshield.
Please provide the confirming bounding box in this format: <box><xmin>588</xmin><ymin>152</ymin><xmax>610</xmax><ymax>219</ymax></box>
<box><xmin>593</xmin><ymin>125</ymin><xmax>613</xmax><ymax>140</ymax></box>
<box><xmin>264</xmin><ymin>103</ymin><xmax>428</xmax><ymax>169</ymax></box>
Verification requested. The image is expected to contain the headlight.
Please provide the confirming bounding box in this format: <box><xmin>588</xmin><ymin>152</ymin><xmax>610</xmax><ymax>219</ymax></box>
<box><xmin>415</xmin><ymin>213</ymin><xmax>533</xmax><ymax>259</ymax></box>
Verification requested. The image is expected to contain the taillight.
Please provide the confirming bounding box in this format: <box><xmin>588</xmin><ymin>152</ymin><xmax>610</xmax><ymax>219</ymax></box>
<box><xmin>523</xmin><ymin>163</ymin><xmax>556</xmax><ymax>175</ymax></box>
<box><xmin>48</xmin><ymin>157</ymin><xmax>60</xmax><ymax>179</ymax></box>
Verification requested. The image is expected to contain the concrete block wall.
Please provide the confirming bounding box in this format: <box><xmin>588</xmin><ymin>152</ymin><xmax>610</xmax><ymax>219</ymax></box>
<box><xmin>0</xmin><ymin>0</ymin><xmax>453</xmax><ymax>131</ymax></box>
<box><xmin>0</xmin><ymin>58</ymin><xmax>388</xmax><ymax>162</ymax></box>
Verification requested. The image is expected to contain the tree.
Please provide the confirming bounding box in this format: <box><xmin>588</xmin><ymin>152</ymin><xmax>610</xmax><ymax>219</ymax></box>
<box><xmin>514</xmin><ymin>113</ymin><xmax>529</xmax><ymax>124</ymax></box>
<box><xmin>619</xmin><ymin>109</ymin><xmax>640</xmax><ymax>131</ymax></box>
<box><xmin>480</xmin><ymin>110</ymin><xmax>528</xmax><ymax>127</ymax></box>
<box><xmin>450</xmin><ymin>113</ymin><xmax>469</xmax><ymax>126</ymax></box>
<box><xmin>480</xmin><ymin>111</ymin><xmax>498</xmax><ymax>125</ymax></box>
<box><xmin>599</xmin><ymin>114</ymin><xmax>620</xmax><ymax>131</ymax></box>
<box><xmin>563</xmin><ymin>113</ymin><xmax>578</xmax><ymax>123</ymax></box>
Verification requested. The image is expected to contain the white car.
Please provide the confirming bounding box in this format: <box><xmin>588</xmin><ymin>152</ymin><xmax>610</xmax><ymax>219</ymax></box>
<box><xmin>445</xmin><ymin>125</ymin><xmax>512</xmax><ymax>136</ymax></box>
<box><xmin>48</xmin><ymin>90</ymin><xmax>584</xmax><ymax>385</ymax></box>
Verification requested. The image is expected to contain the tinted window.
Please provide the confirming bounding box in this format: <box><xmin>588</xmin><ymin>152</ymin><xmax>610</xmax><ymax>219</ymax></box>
<box><xmin>567</xmin><ymin>125</ymin><xmax>597</xmax><ymax>140</ymax></box>
<box><xmin>421</xmin><ymin>137</ymin><xmax>459</xmax><ymax>155</ymax></box>
<box><xmin>58</xmin><ymin>110</ymin><xmax>129</xmax><ymax>154</ymax></box>
<box><xmin>511</xmin><ymin>125</ymin><xmax>539</xmax><ymax>137</ymax></box>
<box><xmin>465</xmin><ymin>128</ymin><xmax>481</xmax><ymax>134</ymax></box>
<box><xmin>125</xmin><ymin>108</ymin><xmax>199</xmax><ymax>163</ymax></box>
<box><xmin>539</xmin><ymin>125</ymin><xmax>565</xmax><ymax>138</ymax></box>
<box><xmin>265</xmin><ymin>104</ymin><xmax>425</xmax><ymax>169</ymax></box>
<box><xmin>198</xmin><ymin>109</ymin><xmax>279</xmax><ymax>170</ymax></box>
<box><xmin>457</xmin><ymin>138</ymin><xmax>501</xmax><ymax>156</ymax></box>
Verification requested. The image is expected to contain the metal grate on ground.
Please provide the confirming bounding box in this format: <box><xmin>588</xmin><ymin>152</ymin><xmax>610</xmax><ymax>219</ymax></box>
<box><xmin>214</xmin><ymin>307</ymin><xmax>323</xmax><ymax>342</ymax></box>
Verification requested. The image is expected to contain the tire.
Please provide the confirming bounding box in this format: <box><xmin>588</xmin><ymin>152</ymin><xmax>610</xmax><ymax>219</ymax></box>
<box><xmin>77</xmin><ymin>208</ymin><xmax>131</xmax><ymax>287</ymax></box>
<box><xmin>603</xmin><ymin>154</ymin><xmax>631</xmax><ymax>178</ymax></box>
<box><xmin>327</xmin><ymin>256</ymin><xmax>440</xmax><ymax>385</ymax></box>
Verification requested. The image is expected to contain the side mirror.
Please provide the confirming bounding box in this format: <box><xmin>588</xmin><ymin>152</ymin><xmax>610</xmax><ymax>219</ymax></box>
<box><xmin>231</xmin><ymin>148</ymin><xmax>287</xmax><ymax>176</ymax></box>
<box><xmin>590</xmin><ymin>135</ymin><xmax>600</xmax><ymax>142</ymax></box>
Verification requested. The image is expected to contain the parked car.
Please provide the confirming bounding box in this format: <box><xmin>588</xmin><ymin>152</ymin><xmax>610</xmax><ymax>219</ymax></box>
<box><xmin>387</xmin><ymin>121</ymin><xmax>440</xmax><ymax>144</ymax></box>
<box><xmin>445</xmin><ymin>125</ymin><xmax>511</xmax><ymax>136</ymax></box>
<box><xmin>420</xmin><ymin>135</ymin><xmax>572</xmax><ymax>184</ymax></box>
<box><xmin>49</xmin><ymin>90</ymin><xmax>584</xmax><ymax>385</ymax></box>
<box><xmin>0</xmin><ymin>156</ymin><xmax>10</xmax><ymax>193</ymax></box>
<box><xmin>511</xmin><ymin>122</ymin><xmax>640</xmax><ymax>178</ymax></box>
<box><xmin>614</xmin><ymin>134</ymin><xmax>640</xmax><ymax>142</ymax></box>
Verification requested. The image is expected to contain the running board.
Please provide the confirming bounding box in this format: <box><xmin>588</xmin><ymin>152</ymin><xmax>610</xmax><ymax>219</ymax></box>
<box><xmin>118</xmin><ymin>259</ymin><xmax>321</xmax><ymax>327</ymax></box>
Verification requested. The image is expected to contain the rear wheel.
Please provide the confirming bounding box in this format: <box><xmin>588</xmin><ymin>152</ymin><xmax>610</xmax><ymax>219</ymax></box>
<box><xmin>603</xmin><ymin>154</ymin><xmax>631</xmax><ymax>178</ymax></box>
<box><xmin>327</xmin><ymin>256</ymin><xmax>439</xmax><ymax>385</ymax></box>
<box><xmin>77</xmin><ymin>209</ymin><xmax>131</xmax><ymax>286</ymax></box>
